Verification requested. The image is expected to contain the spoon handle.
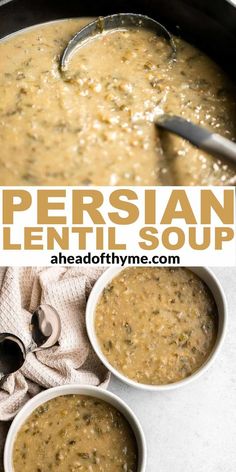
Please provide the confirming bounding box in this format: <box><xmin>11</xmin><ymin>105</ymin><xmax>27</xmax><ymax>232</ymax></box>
<box><xmin>156</xmin><ymin>114</ymin><xmax>236</xmax><ymax>163</ymax></box>
<box><xmin>0</xmin><ymin>374</ymin><xmax>8</xmax><ymax>388</ymax></box>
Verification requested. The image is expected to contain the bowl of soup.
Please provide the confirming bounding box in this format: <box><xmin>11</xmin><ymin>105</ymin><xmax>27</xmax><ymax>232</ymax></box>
<box><xmin>4</xmin><ymin>384</ymin><xmax>146</xmax><ymax>472</ymax></box>
<box><xmin>86</xmin><ymin>266</ymin><xmax>227</xmax><ymax>390</ymax></box>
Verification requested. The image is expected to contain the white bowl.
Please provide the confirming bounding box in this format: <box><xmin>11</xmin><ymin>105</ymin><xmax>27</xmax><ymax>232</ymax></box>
<box><xmin>4</xmin><ymin>385</ymin><xmax>147</xmax><ymax>472</ymax></box>
<box><xmin>86</xmin><ymin>266</ymin><xmax>227</xmax><ymax>391</ymax></box>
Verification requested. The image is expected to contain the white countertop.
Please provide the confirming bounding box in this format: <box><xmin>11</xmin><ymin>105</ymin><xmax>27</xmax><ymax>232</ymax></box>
<box><xmin>109</xmin><ymin>267</ymin><xmax>236</xmax><ymax>472</ymax></box>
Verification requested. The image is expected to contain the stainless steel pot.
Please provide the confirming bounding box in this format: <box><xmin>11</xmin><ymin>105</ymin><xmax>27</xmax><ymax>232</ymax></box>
<box><xmin>0</xmin><ymin>0</ymin><xmax>235</xmax><ymax>78</ymax></box>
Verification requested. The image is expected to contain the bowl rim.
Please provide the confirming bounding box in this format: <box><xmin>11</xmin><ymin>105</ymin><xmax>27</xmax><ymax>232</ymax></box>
<box><xmin>86</xmin><ymin>266</ymin><xmax>227</xmax><ymax>391</ymax></box>
<box><xmin>4</xmin><ymin>384</ymin><xmax>147</xmax><ymax>472</ymax></box>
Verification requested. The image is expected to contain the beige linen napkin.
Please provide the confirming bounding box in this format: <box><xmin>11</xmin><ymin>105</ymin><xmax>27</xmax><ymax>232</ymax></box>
<box><xmin>0</xmin><ymin>267</ymin><xmax>110</xmax><ymax>421</ymax></box>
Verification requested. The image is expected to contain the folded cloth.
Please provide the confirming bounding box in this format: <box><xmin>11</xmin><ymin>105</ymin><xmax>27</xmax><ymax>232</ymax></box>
<box><xmin>0</xmin><ymin>267</ymin><xmax>110</xmax><ymax>421</ymax></box>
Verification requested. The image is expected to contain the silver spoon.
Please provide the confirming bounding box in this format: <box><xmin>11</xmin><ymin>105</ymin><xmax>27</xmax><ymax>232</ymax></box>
<box><xmin>30</xmin><ymin>304</ymin><xmax>61</xmax><ymax>351</ymax></box>
<box><xmin>156</xmin><ymin>114</ymin><xmax>236</xmax><ymax>162</ymax></box>
<box><xmin>0</xmin><ymin>304</ymin><xmax>61</xmax><ymax>385</ymax></box>
<box><xmin>60</xmin><ymin>13</ymin><xmax>176</xmax><ymax>72</ymax></box>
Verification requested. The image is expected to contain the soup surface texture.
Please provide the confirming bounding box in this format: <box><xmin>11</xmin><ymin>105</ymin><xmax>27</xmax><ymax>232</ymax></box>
<box><xmin>13</xmin><ymin>394</ymin><xmax>138</xmax><ymax>472</ymax></box>
<box><xmin>95</xmin><ymin>268</ymin><xmax>218</xmax><ymax>385</ymax></box>
<box><xmin>0</xmin><ymin>19</ymin><xmax>235</xmax><ymax>186</ymax></box>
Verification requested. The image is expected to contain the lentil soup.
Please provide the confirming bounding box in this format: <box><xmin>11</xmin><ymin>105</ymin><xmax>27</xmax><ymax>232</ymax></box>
<box><xmin>13</xmin><ymin>394</ymin><xmax>138</xmax><ymax>472</ymax></box>
<box><xmin>0</xmin><ymin>19</ymin><xmax>235</xmax><ymax>185</ymax></box>
<box><xmin>95</xmin><ymin>268</ymin><xmax>218</xmax><ymax>385</ymax></box>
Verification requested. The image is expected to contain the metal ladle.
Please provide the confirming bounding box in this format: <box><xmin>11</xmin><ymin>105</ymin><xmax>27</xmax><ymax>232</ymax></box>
<box><xmin>0</xmin><ymin>304</ymin><xmax>61</xmax><ymax>386</ymax></box>
<box><xmin>60</xmin><ymin>13</ymin><xmax>236</xmax><ymax>162</ymax></box>
<box><xmin>60</xmin><ymin>13</ymin><xmax>176</xmax><ymax>72</ymax></box>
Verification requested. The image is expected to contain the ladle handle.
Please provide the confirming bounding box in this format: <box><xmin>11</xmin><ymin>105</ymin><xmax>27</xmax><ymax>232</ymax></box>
<box><xmin>203</xmin><ymin>133</ymin><xmax>236</xmax><ymax>161</ymax></box>
<box><xmin>156</xmin><ymin>114</ymin><xmax>236</xmax><ymax>163</ymax></box>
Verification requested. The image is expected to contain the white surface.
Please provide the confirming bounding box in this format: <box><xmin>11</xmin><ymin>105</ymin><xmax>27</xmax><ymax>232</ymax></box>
<box><xmin>109</xmin><ymin>267</ymin><xmax>236</xmax><ymax>472</ymax></box>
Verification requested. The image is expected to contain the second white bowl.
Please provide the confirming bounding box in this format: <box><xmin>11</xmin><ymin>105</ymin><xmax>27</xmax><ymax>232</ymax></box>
<box><xmin>4</xmin><ymin>384</ymin><xmax>146</xmax><ymax>472</ymax></box>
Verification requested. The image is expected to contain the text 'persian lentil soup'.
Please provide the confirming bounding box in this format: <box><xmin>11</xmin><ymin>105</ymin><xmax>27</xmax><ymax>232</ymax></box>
<box><xmin>0</xmin><ymin>19</ymin><xmax>235</xmax><ymax>186</ymax></box>
<box><xmin>95</xmin><ymin>268</ymin><xmax>218</xmax><ymax>385</ymax></box>
<box><xmin>13</xmin><ymin>394</ymin><xmax>138</xmax><ymax>472</ymax></box>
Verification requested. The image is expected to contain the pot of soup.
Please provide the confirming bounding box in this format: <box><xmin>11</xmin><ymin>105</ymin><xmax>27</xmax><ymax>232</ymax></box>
<box><xmin>0</xmin><ymin>0</ymin><xmax>235</xmax><ymax>186</ymax></box>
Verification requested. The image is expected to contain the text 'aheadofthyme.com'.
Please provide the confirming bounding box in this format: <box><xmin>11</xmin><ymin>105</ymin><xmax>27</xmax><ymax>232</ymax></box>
<box><xmin>0</xmin><ymin>186</ymin><xmax>235</xmax><ymax>266</ymax></box>
<box><xmin>51</xmin><ymin>252</ymin><xmax>181</xmax><ymax>266</ymax></box>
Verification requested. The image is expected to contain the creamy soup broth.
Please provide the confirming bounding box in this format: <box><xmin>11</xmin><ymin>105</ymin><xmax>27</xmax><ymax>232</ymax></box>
<box><xmin>95</xmin><ymin>268</ymin><xmax>218</xmax><ymax>385</ymax></box>
<box><xmin>0</xmin><ymin>19</ymin><xmax>235</xmax><ymax>185</ymax></box>
<box><xmin>13</xmin><ymin>394</ymin><xmax>138</xmax><ymax>472</ymax></box>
